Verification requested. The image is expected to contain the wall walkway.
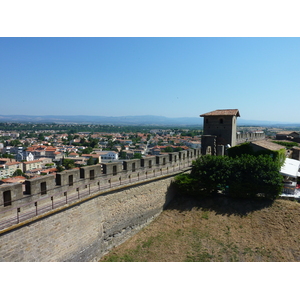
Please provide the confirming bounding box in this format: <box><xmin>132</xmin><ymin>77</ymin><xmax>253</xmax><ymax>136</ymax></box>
<box><xmin>0</xmin><ymin>150</ymin><xmax>199</xmax><ymax>261</ymax></box>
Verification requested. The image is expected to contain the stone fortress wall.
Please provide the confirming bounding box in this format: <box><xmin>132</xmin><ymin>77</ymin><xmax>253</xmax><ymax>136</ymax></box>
<box><xmin>0</xmin><ymin>149</ymin><xmax>200</xmax><ymax>261</ymax></box>
<box><xmin>236</xmin><ymin>131</ymin><xmax>265</xmax><ymax>144</ymax></box>
<box><xmin>201</xmin><ymin>131</ymin><xmax>266</xmax><ymax>156</ymax></box>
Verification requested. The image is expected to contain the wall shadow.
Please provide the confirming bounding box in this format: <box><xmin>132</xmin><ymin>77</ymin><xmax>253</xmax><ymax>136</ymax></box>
<box><xmin>162</xmin><ymin>181</ymin><xmax>179</xmax><ymax>210</ymax></box>
<box><xmin>164</xmin><ymin>186</ymin><xmax>275</xmax><ymax>217</ymax></box>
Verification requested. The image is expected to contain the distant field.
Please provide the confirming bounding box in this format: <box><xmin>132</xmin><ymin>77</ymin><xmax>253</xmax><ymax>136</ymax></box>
<box><xmin>100</xmin><ymin>196</ymin><xmax>300</xmax><ymax>262</ymax></box>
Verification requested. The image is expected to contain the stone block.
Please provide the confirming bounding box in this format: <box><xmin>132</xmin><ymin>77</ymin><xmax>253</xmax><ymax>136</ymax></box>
<box><xmin>79</xmin><ymin>165</ymin><xmax>102</xmax><ymax>180</ymax></box>
<box><xmin>24</xmin><ymin>175</ymin><xmax>55</xmax><ymax>195</ymax></box>
<box><xmin>123</xmin><ymin>159</ymin><xmax>140</xmax><ymax>172</ymax></box>
<box><xmin>141</xmin><ymin>156</ymin><xmax>156</xmax><ymax>169</ymax></box>
<box><xmin>0</xmin><ymin>183</ymin><xmax>23</xmax><ymax>207</ymax></box>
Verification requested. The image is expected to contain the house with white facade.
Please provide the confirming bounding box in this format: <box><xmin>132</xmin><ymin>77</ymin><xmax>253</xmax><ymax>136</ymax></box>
<box><xmin>98</xmin><ymin>151</ymin><xmax>118</xmax><ymax>161</ymax></box>
<box><xmin>0</xmin><ymin>161</ymin><xmax>22</xmax><ymax>178</ymax></box>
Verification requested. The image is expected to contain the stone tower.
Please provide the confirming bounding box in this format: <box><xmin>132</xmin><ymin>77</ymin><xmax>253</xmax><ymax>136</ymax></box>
<box><xmin>200</xmin><ymin>109</ymin><xmax>240</xmax><ymax>155</ymax></box>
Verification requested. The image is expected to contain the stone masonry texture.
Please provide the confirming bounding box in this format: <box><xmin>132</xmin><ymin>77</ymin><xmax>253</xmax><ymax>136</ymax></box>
<box><xmin>0</xmin><ymin>176</ymin><xmax>176</xmax><ymax>262</ymax></box>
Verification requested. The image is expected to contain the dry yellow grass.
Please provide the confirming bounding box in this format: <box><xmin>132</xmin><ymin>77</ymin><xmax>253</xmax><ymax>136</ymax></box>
<box><xmin>100</xmin><ymin>196</ymin><xmax>300</xmax><ymax>262</ymax></box>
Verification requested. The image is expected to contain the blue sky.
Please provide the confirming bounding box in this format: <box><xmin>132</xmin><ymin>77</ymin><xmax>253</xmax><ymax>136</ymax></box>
<box><xmin>1</xmin><ymin>37</ymin><xmax>300</xmax><ymax>123</ymax></box>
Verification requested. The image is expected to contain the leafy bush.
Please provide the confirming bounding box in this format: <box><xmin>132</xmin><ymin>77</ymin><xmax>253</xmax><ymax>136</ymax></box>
<box><xmin>272</xmin><ymin>141</ymin><xmax>299</xmax><ymax>149</ymax></box>
<box><xmin>227</xmin><ymin>142</ymin><xmax>286</xmax><ymax>169</ymax></box>
<box><xmin>174</xmin><ymin>174</ymin><xmax>199</xmax><ymax>196</ymax></box>
<box><xmin>13</xmin><ymin>169</ymin><xmax>25</xmax><ymax>177</ymax></box>
<box><xmin>227</xmin><ymin>143</ymin><xmax>255</xmax><ymax>158</ymax></box>
<box><xmin>227</xmin><ymin>155</ymin><xmax>283</xmax><ymax>199</ymax></box>
<box><xmin>190</xmin><ymin>155</ymin><xmax>232</xmax><ymax>195</ymax></box>
<box><xmin>174</xmin><ymin>154</ymin><xmax>284</xmax><ymax>200</ymax></box>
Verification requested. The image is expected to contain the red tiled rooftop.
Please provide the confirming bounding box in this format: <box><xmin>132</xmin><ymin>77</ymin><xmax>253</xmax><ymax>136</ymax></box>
<box><xmin>200</xmin><ymin>109</ymin><xmax>240</xmax><ymax>117</ymax></box>
<box><xmin>23</xmin><ymin>159</ymin><xmax>43</xmax><ymax>164</ymax></box>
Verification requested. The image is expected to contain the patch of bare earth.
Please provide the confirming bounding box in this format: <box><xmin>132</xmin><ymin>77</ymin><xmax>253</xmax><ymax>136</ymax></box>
<box><xmin>100</xmin><ymin>196</ymin><xmax>300</xmax><ymax>262</ymax></box>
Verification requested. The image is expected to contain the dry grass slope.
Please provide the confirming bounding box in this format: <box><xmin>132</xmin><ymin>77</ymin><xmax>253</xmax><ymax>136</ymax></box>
<box><xmin>100</xmin><ymin>196</ymin><xmax>300</xmax><ymax>262</ymax></box>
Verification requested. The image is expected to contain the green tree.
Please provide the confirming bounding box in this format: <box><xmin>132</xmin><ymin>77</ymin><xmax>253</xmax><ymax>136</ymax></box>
<box><xmin>133</xmin><ymin>153</ymin><xmax>142</xmax><ymax>159</ymax></box>
<box><xmin>62</xmin><ymin>158</ymin><xmax>75</xmax><ymax>170</ymax></box>
<box><xmin>175</xmin><ymin>154</ymin><xmax>283</xmax><ymax>200</ymax></box>
<box><xmin>87</xmin><ymin>156</ymin><xmax>94</xmax><ymax>165</ymax></box>
<box><xmin>228</xmin><ymin>154</ymin><xmax>283</xmax><ymax>199</ymax></box>
<box><xmin>164</xmin><ymin>146</ymin><xmax>174</xmax><ymax>153</ymax></box>
<box><xmin>13</xmin><ymin>169</ymin><xmax>25</xmax><ymax>177</ymax></box>
<box><xmin>88</xmin><ymin>138</ymin><xmax>99</xmax><ymax>148</ymax></box>
<box><xmin>38</xmin><ymin>133</ymin><xmax>45</xmax><ymax>141</ymax></box>
<box><xmin>190</xmin><ymin>155</ymin><xmax>232</xmax><ymax>196</ymax></box>
<box><xmin>119</xmin><ymin>151</ymin><xmax>127</xmax><ymax>159</ymax></box>
<box><xmin>80</xmin><ymin>147</ymin><xmax>93</xmax><ymax>155</ymax></box>
<box><xmin>174</xmin><ymin>147</ymin><xmax>183</xmax><ymax>152</ymax></box>
<box><xmin>10</xmin><ymin>139</ymin><xmax>21</xmax><ymax>147</ymax></box>
<box><xmin>1</xmin><ymin>153</ymin><xmax>14</xmax><ymax>159</ymax></box>
<box><xmin>56</xmin><ymin>164</ymin><xmax>64</xmax><ymax>172</ymax></box>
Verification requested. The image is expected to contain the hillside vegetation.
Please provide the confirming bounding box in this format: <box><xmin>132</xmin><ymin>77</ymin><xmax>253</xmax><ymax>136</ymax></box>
<box><xmin>100</xmin><ymin>196</ymin><xmax>300</xmax><ymax>262</ymax></box>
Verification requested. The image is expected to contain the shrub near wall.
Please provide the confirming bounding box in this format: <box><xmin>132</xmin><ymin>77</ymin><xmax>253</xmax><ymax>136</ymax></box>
<box><xmin>191</xmin><ymin>155</ymin><xmax>231</xmax><ymax>196</ymax></box>
<box><xmin>227</xmin><ymin>155</ymin><xmax>283</xmax><ymax>199</ymax></box>
<box><xmin>174</xmin><ymin>154</ymin><xmax>283</xmax><ymax>200</ymax></box>
<box><xmin>227</xmin><ymin>142</ymin><xmax>286</xmax><ymax>169</ymax></box>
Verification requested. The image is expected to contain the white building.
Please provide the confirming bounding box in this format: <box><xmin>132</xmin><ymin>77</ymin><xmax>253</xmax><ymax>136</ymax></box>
<box><xmin>99</xmin><ymin>151</ymin><xmax>118</xmax><ymax>161</ymax></box>
<box><xmin>280</xmin><ymin>158</ymin><xmax>300</xmax><ymax>198</ymax></box>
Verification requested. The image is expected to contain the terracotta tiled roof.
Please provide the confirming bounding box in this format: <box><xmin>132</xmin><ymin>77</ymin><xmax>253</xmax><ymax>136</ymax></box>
<box><xmin>276</xmin><ymin>131</ymin><xmax>299</xmax><ymax>136</ymax></box>
<box><xmin>23</xmin><ymin>160</ymin><xmax>43</xmax><ymax>164</ymax></box>
<box><xmin>5</xmin><ymin>162</ymin><xmax>20</xmax><ymax>166</ymax></box>
<box><xmin>200</xmin><ymin>109</ymin><xmax>240</xmax><ymax>117</ymax></box>
<box><xmin>41</xmin><ymin>168</ymin><xmax>57</xmax><ymax>174</ymax></box>
<box><xmin>250</xmin><ymin>140</ymin><xmax>286</xmax><ymax>151</ymax></box>
<box><xmin>81</xmin><ymin>154</ymin><xmax>100</xmax><ymax>157</ymax></box>
<box><xmin>1</xmin><ymin>176</ymin><xmax>26</xmax><ymax>183</ymax></box>
<box><xmin>0</xmin><ymin>158</ymin><xmax>12</xmax><ymax>162</ymax></box>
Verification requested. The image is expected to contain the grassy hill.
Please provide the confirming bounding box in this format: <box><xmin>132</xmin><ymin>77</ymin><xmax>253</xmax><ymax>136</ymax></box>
<box><xmin>100</xmin><ymin>196</ymin><xmax>300</xmax><ymax>262</ymax></box>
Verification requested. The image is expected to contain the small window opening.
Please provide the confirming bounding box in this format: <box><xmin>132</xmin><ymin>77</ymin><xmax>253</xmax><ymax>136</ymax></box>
<box><xmin>90</xmin><ymin>169</ymin><xmax>95</xmax><ymax>180</ymax></box>
<box><xmin>3</xmin><ymin>191</ymin><xmax>12</xmax><ymax>206</ymax></box>
<box><xmin>41</xmin><ymin>182</ymin><xmax>47</xmax><ymax>195</ymax></box>
<box><xmin>68</xmin><ymin>175</ymin><xmax>73</xmax><ymax>186</ymax></box>
<box><xmin>113</xmin><ymin>165</ymin><xmax>117</xmax><ymax>176</ymax></box>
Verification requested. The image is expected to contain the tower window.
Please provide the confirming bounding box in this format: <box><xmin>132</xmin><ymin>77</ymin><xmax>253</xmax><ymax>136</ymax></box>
<box><xmin>206</xmin><ymin>118</ymin><xmax>209</xmax><ymax>124</ymax></box>
<box><xmin>220</xmin><ymin>118</ymin><xmax>223</xmax><ymax>124</ymax></box>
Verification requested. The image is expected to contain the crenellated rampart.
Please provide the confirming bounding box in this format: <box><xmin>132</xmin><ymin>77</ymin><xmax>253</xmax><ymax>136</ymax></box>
<box><xmin>0</xmin><ymin>149</ymin><xmax>200</xmax><ymax>261</ymax></box>
<box><xmin>236</xmin><ymin>131</ymin><xmax>265</xmax><ymax>144</ymax></box>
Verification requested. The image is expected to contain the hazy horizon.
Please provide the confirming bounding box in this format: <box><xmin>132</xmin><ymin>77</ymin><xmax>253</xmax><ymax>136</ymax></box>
<box><xmin>1</xmin><ymin>38</ymin><xmax>300</xmax><ymax>124</ymax></box>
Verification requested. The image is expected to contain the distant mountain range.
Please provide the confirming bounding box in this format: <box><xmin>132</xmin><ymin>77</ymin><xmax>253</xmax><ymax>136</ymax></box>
<box><xmin>0</xmin><ymin>115</ymin><xmax>299</xmax><ymax>127</ymax></box>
